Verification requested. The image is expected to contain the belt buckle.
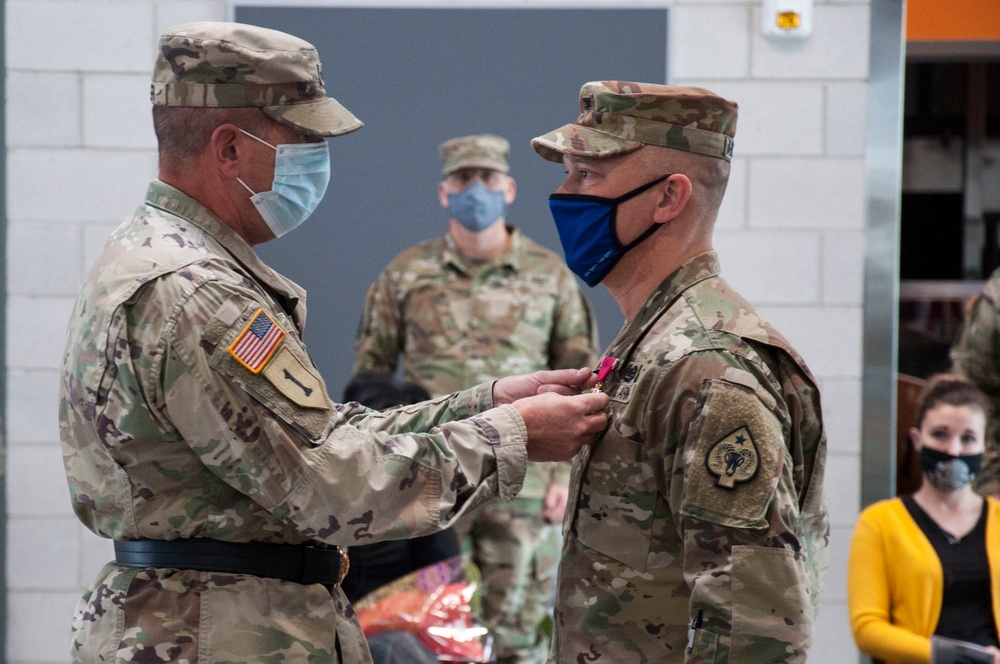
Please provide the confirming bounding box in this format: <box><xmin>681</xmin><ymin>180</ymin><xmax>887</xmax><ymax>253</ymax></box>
<box><xmin>302</xmin><ymin>543</ymin><xmax>350</xmax><ymax>587</ymax></box>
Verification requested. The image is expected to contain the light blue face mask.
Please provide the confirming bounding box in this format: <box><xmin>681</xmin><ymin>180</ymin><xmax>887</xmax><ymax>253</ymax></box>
<box><xmin>237</xmin><ymin>129</ymin><xmax>330</xmax><ymax>238</ymax></box>
<box><xmin>447</xmin><ymin>181</ymin><xmax>506</xmax><ymax>232</ymax></box>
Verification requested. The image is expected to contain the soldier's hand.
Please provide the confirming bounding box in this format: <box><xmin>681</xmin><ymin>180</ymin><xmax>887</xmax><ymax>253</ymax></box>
<box><xmin>494</xmin><ymin>368</ymin><xmax>598</xmax><ymax>405</ymax></box>
<box><xmin>512</xmin><ymin>391</ymin><xmax>609</xmax><ymax>462</ymax></box>
<box><xmin>542</xmin><ymin>483</ymin><xmax>569</xmax><ymax>524</ymax></box>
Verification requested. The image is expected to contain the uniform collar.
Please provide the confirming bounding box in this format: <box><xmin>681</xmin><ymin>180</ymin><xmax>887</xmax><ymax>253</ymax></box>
<box><xmin>439</xmin><ymin>226</ymin><xmax>523</xmax><ymax>276</ymax></box>
<box><xmin>144</xmin><ymin>180</ymin><xmax>308</xmax><ymax>329</ymax></box>
<box><xmin>602</xmin><ymin>251</ymin><xmax>721</xmax><ymax>367</ymax></box>
<box><xmin>631</xmin><ymin>251</ymin><xmax>721</xmax><ymax>329</ymax></box>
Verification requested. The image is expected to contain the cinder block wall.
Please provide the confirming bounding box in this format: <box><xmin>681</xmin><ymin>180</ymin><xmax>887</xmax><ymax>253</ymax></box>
<box><xmin>4</xmin><ymin>1</ymin><xmax>867</xmax><ymax>662</ymax></box>
<box><xmin>671</xmin><ymin>1</ymin><xmax>869</xmax><ymax>658</ymax></box>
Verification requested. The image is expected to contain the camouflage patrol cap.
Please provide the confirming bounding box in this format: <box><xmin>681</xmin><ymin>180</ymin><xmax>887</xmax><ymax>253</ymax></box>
<box><xmin>151</xmin><ymin>22</ymin><xmax>363</xmax><ymax>138</ymax></box>
<box><xmin>532</xmin><ymin>81</ymin><xmax>737</xmax><ymax>162</ymax></box>
<box><xmin>439</xmin><ymin>134</ymin><xmax>510</xmax><ymax>175</ymax></box>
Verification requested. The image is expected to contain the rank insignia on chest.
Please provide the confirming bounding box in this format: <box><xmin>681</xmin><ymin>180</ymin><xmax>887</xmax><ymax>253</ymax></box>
<box><xmin>706</xmin><ymin>426</ymin><xmax>760</xmax><ymax>489</ymax></box>
<box><xmin>228</xmin><ymin>308</ymin><xmax>285</xmax><ymax>373</ymax></box>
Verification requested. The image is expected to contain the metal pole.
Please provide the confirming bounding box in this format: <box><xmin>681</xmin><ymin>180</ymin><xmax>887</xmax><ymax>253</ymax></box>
<box><xmin>0</xmin><ymin>0</ymin><xmax>9</xmax><ymax>657</ymax></box>
<box><xmin>860</xmin><ymin>0</ymin><xmax>906</xmax><ymax>509</ymax></box>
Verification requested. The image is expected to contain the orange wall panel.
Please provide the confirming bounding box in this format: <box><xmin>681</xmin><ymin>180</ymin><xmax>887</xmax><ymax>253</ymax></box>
<box><xmin>907</xmin><ymin>0</ymin><xmax>1000</xmax><ymax>41</ymax></box>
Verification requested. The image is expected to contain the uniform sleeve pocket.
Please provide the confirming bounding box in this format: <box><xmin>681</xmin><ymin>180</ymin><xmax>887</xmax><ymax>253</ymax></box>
<box><xmin>680</xmin><ymin>379</ymin><xmax>785</xmax><ymax>530</ymax></box>
<box><xmin>208</xmin><ymin>303</ymin><xmax>333</xmax><ymax>442</ymax></box>
<box><xmin>730</xmin><ymin>545</ymin><xmax>813</xmax><ymax>663</ymax></box>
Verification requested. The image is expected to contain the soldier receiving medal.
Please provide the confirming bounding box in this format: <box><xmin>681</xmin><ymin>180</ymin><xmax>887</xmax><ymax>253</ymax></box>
<box><xmin>532</xmin><ymin>81</ymin><xmax>829</xmax><ymax>663</ymax></box>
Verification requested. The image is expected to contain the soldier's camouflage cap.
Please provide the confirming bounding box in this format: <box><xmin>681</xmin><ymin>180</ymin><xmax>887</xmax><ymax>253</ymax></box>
<box><xmin>151</xmin><ymin>22</ymin><xmax>363</xmax><ymax>138</ymax></box>
<box><xmin>532</xmin><ymin>81</ymin><xmax>737</xmax><ymax>162</ymax></box>
<box><xmin>439</xmin><ymin>134</ymin><xmax>510</xmax><ymax>175</ymax></box>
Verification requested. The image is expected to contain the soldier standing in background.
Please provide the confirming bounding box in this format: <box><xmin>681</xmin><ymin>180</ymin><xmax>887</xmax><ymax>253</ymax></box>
<box><xmin>950</xmin><ymin>269</ymin><xmax>1000</xmax><ymax>497</ymax></box>
<box><xmin>58</xmin><ymin>23</ymin><xmax>609</xmax><ymax>664</ymax></box>
<box><xmin>353</xmin><ymin>134</ymin><xmax>598</xmax><ymax>663</ymax></box>
<box><xmin>531</xmin><ymin>81</ymin><xmax>829</xmax><ymax>663</ymax></box>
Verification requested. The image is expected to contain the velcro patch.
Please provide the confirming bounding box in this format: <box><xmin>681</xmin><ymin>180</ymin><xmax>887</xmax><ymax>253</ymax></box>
<box><xmin>682</xmin><ymin>379</ymin><xmax>784</xmax><ymax>529</ymax></box>
<box><xmin>227</xmin><ymin>308</ymin><xmax>284</xmax><ymax>374</ymax></box>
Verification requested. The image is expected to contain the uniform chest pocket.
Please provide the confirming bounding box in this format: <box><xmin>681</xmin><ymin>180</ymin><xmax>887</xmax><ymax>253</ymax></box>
<box><xmin>573</xmin><ymin>426</ymin><xmax>660</xmax><ymax>571</ymax></box>
<box><xmin>403</xmin><ymin>284</ymin><xmax>465</xmax><ymax>350</ymax></box>
<box><xmin>472</xmin><ymin>284</ymin><xmax>530</xmax><ymax>341</ymax></box>
<box><xmin>403</xmin><ymin>281</ymin><xmax>531</xmax><ymax>355</ymax></box>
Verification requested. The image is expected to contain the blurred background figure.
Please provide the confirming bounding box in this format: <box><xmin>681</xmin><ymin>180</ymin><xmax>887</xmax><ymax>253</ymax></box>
<box><xmin>342</xmin><ymin>370</ymin><xmax>459</xmax><ymax>664</ymax></box>
<box><xmin>353</xmin><ymin>134</ymin><xmax>598</xmax><ymax>663</ymax></box>
<box><xmin>849</xmin><ymin>373</ymin><xmax>1000</xmax><ymax>664</ymax></box>
<box><xmin>341</xmin><ymin>370</ymin><xmax>461</xmax><ymax>604</ymax></box>
<box><xmin>951</xmin><ymin>274</ymin><xmax>1000</xmax><ymax>499</ymax></box>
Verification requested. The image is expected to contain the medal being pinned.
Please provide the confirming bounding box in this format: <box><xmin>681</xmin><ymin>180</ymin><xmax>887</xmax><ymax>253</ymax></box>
<box><xmin>593</xmin><ymin>356</ymin><xmax>619</xmax><ymax>393</ymax></box>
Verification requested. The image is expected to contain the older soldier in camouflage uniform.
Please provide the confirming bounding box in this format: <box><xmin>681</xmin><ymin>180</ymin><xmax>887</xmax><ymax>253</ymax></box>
<box><xmin>951</xmin><ymin>269</ymin><xmax>1000</xmax><ymax>497</ymax></box>
<box><xmin>353</xmin><ymin>134</ymin><xmax>598</xmax><ymax>664</ymax></box>
<box><xmin>530</xmin><ymin>81</ymin><xmax>830</xmax><ymax>663</ymax></box>
<box><xmin>59</xmin><ymin>23</ymin><xmax>609</xmax><ymax>664</ymax></box>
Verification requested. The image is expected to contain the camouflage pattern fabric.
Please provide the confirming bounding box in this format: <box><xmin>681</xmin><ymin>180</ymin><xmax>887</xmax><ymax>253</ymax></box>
<box><xmin>463</xmin><ymin>498</ymin><xmax>561</xmax><ymax>664</ymax></box>
<box><xmin>552</xmin><ymin>251</ymin><xmax>829</xmax><ymax>664</ymax></box>
<box><xmin>353</xmin><ymin>227</ymin><xmax>597</xmax><ymax>662</ymax></box>
<box><xmin>440</xmin><ymin>134</ymin><xmax>510</xmax><ymax>174</ymax></box>
<box><xmin>152</xmin><ymin>22</ymin><xmax>363</xmax><ymax>137</ymax></box>
<box><xmin>531</xmin><ymin>80</ymin><xmax>737</xmax><ymax>163</ymax></box>
<box><xmin>60</xmin><ymin>180</ymin><xmax>529</xmax><ymax>664</ymax></box>
<box><xmin>353</xmin><ymin>227</ymin><xmax>598</xmax><ymax>497</ymax></box>
<box><xmin>950</xmin><ymin>268</ymin><xmax>1000</xmax><ymax>496</ymax></box>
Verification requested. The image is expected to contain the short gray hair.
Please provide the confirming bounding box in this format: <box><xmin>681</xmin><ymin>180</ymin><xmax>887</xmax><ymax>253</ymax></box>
<box><xmin>152</xmin><ymin>106</ymin><xmax>277</xmax><ymax>163</ymax></box>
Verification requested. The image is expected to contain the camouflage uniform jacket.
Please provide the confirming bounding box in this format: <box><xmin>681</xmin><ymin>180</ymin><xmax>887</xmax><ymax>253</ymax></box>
<box><xmin>552</xmin><ymin>251</ymin><xmax>829</xmax><ymax>664</ymax></box>
<box><xmin>354</xmin><ymin>228</ymin><xmax>597</xmax><ymax>496</ymax></box>
<box><xmin>951</xmin><ymin>267</ymin><xmax>1000</xmax><ymax>496</ymax></box>
<box><xmin>59</xmin><ymin>180</ymin><xmax>528</xmax><ymax>664</ymax></box>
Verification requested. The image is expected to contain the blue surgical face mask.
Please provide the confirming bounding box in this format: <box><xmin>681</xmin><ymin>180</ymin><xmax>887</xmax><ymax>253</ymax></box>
<box><xmin>237</xmin><ymin>129</ymin><xmax>330</xmax><ymax>239</ymax></box>
<box><xmin>548</xmin><ymin>174</ymin><xmax>672</xmax><ymax>286</ymax></box>
<box><xmin>447</xmin><ymin>181</ymin><xmax>506</xmax><ymax>233</ymax></box>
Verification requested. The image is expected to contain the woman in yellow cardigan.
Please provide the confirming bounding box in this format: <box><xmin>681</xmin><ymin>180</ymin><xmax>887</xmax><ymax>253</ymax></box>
<box><xmin>849</xmin><ymin>374</ymin><xmax>1000</xmax><ymax>663</ymax></box>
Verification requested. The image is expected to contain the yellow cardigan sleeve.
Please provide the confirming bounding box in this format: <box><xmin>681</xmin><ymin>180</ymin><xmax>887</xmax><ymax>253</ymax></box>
<box><xmin>848</xmin><ymin>503</ymin><xmax>934</xmax><ymax>664</ymax></box>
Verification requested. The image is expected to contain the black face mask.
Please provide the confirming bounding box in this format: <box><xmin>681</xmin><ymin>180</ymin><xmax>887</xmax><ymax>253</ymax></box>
<box><xmin>919</xmin><ymin>446</ymin><xmax>983</xmax><ymax>492</ymax></box>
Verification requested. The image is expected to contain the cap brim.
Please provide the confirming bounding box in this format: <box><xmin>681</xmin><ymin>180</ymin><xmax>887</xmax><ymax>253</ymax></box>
<box><xmin>264</xmin><ymin>97</ymin><xmax>363</xmax><ymax>138</ymax></box>
<box><xmin>531</xmin><ymin>124</ymin><xmax>642</xmax><ymax>163</ymax></box>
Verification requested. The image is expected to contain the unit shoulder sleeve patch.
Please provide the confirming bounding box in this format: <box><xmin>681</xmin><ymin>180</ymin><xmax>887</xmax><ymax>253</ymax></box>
<box><xmin>705</xmin><ymin>426</ymin><xmax>760</xmax><ymax>489</ymax></box>
<box><xmin>262</xmin><ymin>345</ymin><xmax>329</xmax><ymax>410</ymax></box>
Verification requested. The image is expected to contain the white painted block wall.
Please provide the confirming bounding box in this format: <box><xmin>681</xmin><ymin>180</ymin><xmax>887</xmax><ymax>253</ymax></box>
<box><xmin>673</xmin><ymin>1</ymin><xmax>869</xmax><ymax>660</ymax></box>
<box><xmin>4</xmin><ymin>1</ymin><xmax>868</xmax><ymax>662</ymax></box>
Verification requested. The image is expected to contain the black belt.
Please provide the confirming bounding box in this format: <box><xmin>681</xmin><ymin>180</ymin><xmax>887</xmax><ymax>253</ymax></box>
<box><xmin>114</xmin><ymin>539</ymin><xmax>349</xmax><ymax>587</ymax></box>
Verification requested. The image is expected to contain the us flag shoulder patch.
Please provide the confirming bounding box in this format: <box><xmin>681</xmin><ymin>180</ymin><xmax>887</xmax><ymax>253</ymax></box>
<box><xmin>227</xmin><ymin>308</ymin><xmax>285</xmax><ymax>374</ymax></box>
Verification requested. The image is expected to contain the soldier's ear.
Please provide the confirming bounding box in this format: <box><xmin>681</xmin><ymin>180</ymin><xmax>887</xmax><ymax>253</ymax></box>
<box><xmin>437</xmin><ymin>181</ymin><xmax>450</xmax><ymax>209</ymax></box>
<box><xmin>651</xmin><ymin>174</ymin><xmax>691</xmax><ymax>226</ymax></box>
<box><xmin>211</xmin><ymin>124</ymin><xmax>244</xmax><ymax>179</ymax></box>
<box><xmin>503</xmin><ymin>176</ymin><xmax>516</xmax><ymax>205</ymax></box>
